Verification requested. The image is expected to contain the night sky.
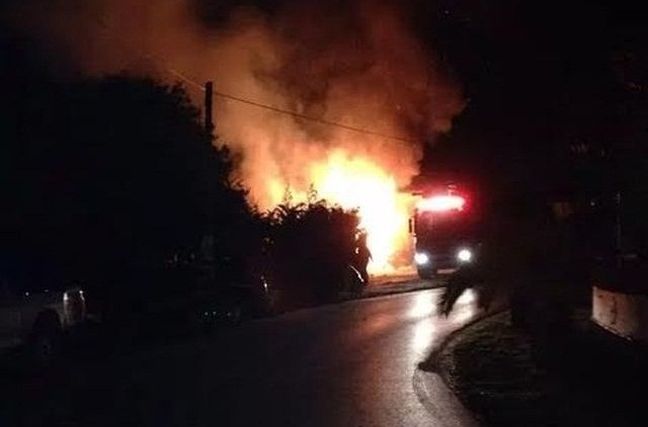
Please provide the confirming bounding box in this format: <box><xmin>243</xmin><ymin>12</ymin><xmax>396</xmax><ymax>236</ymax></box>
<box><xmin>417</xmin><ymin>1</ymin><xmax>647</xmax><ymax>193</ymax></box>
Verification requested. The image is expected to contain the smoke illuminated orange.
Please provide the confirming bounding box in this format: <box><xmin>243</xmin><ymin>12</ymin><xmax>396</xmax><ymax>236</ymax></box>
<box><xmin>16</xmin><ymin>0</ymin><xmax>465</xmax><ymax>275</ymax></box>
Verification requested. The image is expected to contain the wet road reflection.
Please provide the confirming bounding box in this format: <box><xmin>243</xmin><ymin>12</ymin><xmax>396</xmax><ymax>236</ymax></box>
<box><xmin>408</xmin><ymin>291</ymin><xmax>437</xmax><ymax>318</ymax></box>
<box><xmin>409</xmin><ymin>289</ymin><xmax>478</xmax><ymax>359</ymax></box>
<box><xmin>4</xmin><ymin>286</ymin><xmax>481</xmax><ymax>427</ymax></box>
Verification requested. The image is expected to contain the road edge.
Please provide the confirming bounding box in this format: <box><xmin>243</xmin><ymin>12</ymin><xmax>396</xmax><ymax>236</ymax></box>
<box><xmin>412</xmin><ymin>369</ymin><xmax>480</xmax><ymax>427</ymax></box>
<box><xmin>413</xmin><ymin>307</ymin><xmax>508</xmax><ymax>427</ymax></box>
<box><xmin>420</xmin><ymin>307</ymin><xmax>507</xmax><ymax>372</ymax></box>
<box><xmin>360</xmin><ymin>279</ymin><xmax>445</xmax><ymax>300</ymax></box>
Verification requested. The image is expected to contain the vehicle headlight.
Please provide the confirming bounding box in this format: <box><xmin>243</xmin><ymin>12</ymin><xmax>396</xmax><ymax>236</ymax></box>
<box><xmin>457</xmin><ymin>248</ymin><xmax>473</xmax><ymax>263</ymax></box>
<box><xmin>414</xmin><ymin>252</ymin><xmax>430</xmax><ymax>265</ymax></box>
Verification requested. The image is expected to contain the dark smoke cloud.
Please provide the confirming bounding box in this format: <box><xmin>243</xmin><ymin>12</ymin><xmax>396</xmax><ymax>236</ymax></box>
<box><xmin>6</xmin><ymin>0</ymin><xmax>465</xmax><ymax>208</ymax></box>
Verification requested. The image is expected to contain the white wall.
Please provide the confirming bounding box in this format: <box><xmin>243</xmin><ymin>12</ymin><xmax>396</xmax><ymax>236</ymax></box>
<box><xmin>592</xmin><ymin>286</ymin><xmax>648</xmax><ymax>342</ymax></box>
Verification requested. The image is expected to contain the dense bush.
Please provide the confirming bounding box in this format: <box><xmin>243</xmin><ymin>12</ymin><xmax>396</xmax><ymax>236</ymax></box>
<box><xmin>264</xmin><ymin>200</ymin><xmax>361</xmax><ymax>306</ymax></box>
<box><xmin>0</xmin><ymin>71</ymin><xmax>257</xmax><ymax>318</ymax></box>
<box><xmin>0</xmin><ymin>47</ymin><xmax>363</xmax><ymax>314</ymax></box>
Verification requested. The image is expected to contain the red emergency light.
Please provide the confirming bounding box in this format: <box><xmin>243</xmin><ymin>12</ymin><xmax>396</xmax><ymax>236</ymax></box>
<box><xmin>417</xmin><ymin>194</ymin><xmax>466</xmax><ymax>212</ymax></box>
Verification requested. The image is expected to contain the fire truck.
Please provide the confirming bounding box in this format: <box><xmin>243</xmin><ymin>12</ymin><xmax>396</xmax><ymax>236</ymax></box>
<box><xmin>411</xmin><ymin>185</ymin><xmax>481</xmax><ymax>279</ymax></box>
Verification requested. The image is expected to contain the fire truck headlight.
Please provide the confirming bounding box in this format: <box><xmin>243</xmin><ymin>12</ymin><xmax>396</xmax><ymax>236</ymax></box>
<box><xmin>457</xmin><ymin>248</ymin><xmax>473</xmax><ymax>263</ymax></box>
<box><xmin>414</xmin><ymin>252</ymin><xmax>430</xmax><ymax>265</ymax></box>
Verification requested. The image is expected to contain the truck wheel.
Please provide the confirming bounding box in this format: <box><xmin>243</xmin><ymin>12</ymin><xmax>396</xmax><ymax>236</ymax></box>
<box><xmin>28</xmin><ymin>313</ymin><xmax>63</xmax><ymax>369</ymax></box>
<box><xmin>417</xmin><ymin>269</ymin><xmax>435</xmax><ymax>280</ymax></box>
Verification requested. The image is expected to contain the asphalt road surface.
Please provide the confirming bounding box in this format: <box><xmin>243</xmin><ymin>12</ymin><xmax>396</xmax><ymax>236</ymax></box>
<box><xmin>2</xmin><ymin>286</ymin><xmax>480</xmax><ymax>427</ymax></box>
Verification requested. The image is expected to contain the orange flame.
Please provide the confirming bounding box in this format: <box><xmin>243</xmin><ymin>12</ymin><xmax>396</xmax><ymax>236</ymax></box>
<box><xmin>268</xmin><ymin>149</ymin><xmax>415</xmax><ymax>274</ymax></box>
<box><xmin>13</xmin><ymin>0</ymin><xmax>464</xmax><ymax>277</ymax></box>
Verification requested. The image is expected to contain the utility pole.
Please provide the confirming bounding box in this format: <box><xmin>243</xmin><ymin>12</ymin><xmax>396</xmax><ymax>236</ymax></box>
<box><xmin>204</xmin><ymin>81</ymin><xmax>214</xmax><ymax>134</ymax></box>
<box><xmin>203</xmin><ymin>81</ymin><xmax>215</xmax><ymax>280</ymax></box>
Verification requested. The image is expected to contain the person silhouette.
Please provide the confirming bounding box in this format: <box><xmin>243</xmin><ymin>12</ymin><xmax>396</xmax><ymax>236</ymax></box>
<box><xmin>355</xmin><ymin>232</ymin><xmax>372</xmax><ymax>285</ymax></box>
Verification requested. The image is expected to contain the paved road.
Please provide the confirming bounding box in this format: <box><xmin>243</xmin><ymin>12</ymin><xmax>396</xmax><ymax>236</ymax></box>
<box><xmin>3</xmin><ymin>287</ymin><xmax>480</xmax><ymax>427</ymax></box>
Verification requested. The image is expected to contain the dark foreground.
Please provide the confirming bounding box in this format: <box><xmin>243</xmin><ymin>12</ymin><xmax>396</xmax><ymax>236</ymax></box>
<box><xmin>1</xmin><ymin>286</ymin><xmax>478</xmax><ymax>427</ymax></box>
<box><xmin>439</xmin><ymin>311</ymin><xmax>648</xmax><ymax>427</ymax></box>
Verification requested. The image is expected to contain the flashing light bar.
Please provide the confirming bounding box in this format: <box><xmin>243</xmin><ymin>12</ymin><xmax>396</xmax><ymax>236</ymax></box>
<box><xmin>417</xmin><ymin>195</ymin><xmax>466</xmax><ymax>212</ymax></box>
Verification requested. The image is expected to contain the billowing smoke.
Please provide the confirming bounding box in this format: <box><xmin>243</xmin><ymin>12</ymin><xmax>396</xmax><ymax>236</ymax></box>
<box><xmin>211</xmin><ymin>1</ymin><xmax>465</xmax><ymax>207</ymax></box>
<box><xmin>7</xmin><ymin>0</ymin><xmax>464</xmax><ymax>270</ymax></box>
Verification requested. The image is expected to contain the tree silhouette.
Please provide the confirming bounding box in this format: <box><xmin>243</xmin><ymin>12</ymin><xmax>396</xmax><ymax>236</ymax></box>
<box><xmin>2</xmin><ymin>72</ymin><xmax>249</xmax><ymax>296</ymax></box>
<box><xmin>264</xmin><ymin>199</ymin><xmax>360</xmax><ymax>305</ymax></box>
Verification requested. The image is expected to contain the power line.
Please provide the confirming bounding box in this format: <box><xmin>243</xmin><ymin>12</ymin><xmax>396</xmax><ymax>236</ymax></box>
<box><xmin>160</xmin><ymin>64</ymin><xmax>205</xmax><ymax>92</ymax></box>
<box><xmin>94</xmin><ymin>16</ymin><xmax>415</xmax><ymax>143</ymax></box>
<box><xmin>210</xmin><ymin>89</ymin><xmax>415</xmax><ymax>143</ymax></box>
<box><xmin>156</xmin><ymin>67</ymin><xmax>415</xmax><ymax>143</ymax></box>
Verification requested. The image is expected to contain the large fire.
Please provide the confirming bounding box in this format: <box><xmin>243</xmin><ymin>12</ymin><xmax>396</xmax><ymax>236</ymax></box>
<box><xmin>268</xmin><ymin>149</ymin><xmax>415</xmax><ymax>274</ymax></box>
<box><xmin>11</xmin><ymin>0</ymin><xmax>465</xmax><ymax>278</ymax></box>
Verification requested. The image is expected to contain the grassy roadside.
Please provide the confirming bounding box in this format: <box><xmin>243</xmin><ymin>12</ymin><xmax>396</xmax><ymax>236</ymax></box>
<box><xmin>438</xmin><ymin>311</ymin><xmax>648</xmax><ymax>427</ymax></box>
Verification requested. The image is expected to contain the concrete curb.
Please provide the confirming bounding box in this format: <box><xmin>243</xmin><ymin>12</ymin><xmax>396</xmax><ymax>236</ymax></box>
<box><xmin>413</xmin><ymin>369</ymin><xmax>480</xmax><ymax>427</ymax></box>
<box><xmin>420</xmin><ymin>307</ymin><xmax>508</xmax><ymax>372</ymax></box>
<box><xmin>414</xmin><ymin>307</ymin><xmax>508</xmax><ymax>427</ymax></box>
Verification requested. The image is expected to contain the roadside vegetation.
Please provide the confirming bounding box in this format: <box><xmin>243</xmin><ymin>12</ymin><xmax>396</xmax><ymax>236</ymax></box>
<box><xmin>264</xmin><ymin>199</ymin><xmax>362</xmax><ymax>307</ymax></box>
<box><xmin>439</xmin><ymin>311</ymin><xmax>648</xmax><ymax>427</ymax></box>
<box><xmin>434</xmin><ymin>36</ymin><xmax>648</xmax><ymax>425</ymax></box>
<box><xmin>1</xmin><ymin>48</ymin><xmax>365</xmax><ymax>336</ymax></box>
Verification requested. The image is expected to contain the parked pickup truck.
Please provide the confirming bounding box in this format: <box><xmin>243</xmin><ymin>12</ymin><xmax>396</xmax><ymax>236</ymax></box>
<box><xmin>0</xmin><ymin>272</ymin><xmax>86</xmax><ymax>366</ymax></box>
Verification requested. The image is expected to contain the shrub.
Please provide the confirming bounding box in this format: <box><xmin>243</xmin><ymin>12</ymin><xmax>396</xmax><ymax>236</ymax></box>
<box><xmin>264</xmin><ymin>199</ymin><xmax>360</xmax><ymax>305</ymax></box>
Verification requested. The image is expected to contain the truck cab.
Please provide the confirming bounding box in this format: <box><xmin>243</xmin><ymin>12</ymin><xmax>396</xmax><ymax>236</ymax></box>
<box><xmin>411</xmin><ymin>187</ymin><xmax>481</xmax><ymax>279</ymax></box>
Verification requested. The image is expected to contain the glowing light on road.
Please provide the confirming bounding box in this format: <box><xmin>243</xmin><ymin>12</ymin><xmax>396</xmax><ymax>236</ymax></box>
<box><xmin>411</xmin><ymin>321</ymin><xmax>435</xmax><ymax>355</ymax></box>
<box><xmin>409</xmin><ymin>292</ymin><xmax>436</xmax><ymax>318</ymax></box>
<box><xmin>455</xmin><ymin>289</ymin><xmax>476</xmax><ymax>305</ymax></box>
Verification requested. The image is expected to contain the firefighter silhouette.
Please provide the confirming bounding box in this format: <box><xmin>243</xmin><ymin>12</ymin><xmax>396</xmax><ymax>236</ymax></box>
<box><xmin>355</xmin><ymin>232</ymin><xmax>372</xmax><ymax>285</ymax></box>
